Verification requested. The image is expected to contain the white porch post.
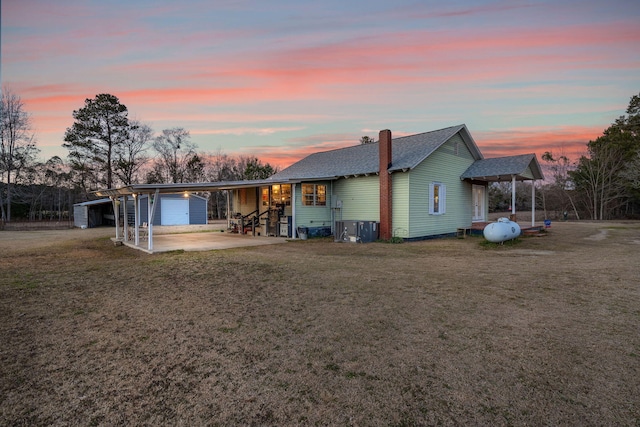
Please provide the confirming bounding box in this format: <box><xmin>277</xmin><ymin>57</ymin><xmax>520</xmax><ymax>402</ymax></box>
<box><xmin>147</xmin><ymin>193</ymin><xmax>153</xmax><ymax>251</ymax></box>
<box><xmin>122</xmin><ymin>196</ymin><xmax>129</xmax><ymax>241</ymax></box>
<box><xmin>113</xmin><ymin>197</ymin><xmax>121</xmax><ymax>240</ymax></box>
<box><xmin>226</xmin><ymin>190</ymin><xmax>230</xmax><ymax>230</ymax></box>
<box><xmin>531</xmin><ymin>180</ymin><xmax>536</xmax><ymax>227</ymax></box>
<box><xmin>292</xmin><ymin>183</ymin><xmax>297</xmax><ymax>239</ymax></box>
<box><xmin>147</xmin><ymin>189</ymin><xmax>160</xmax><ymax>252</ymax></box>
<box><xmin>134</xmin><ymin>194</ymin><xmax>140</xmax><ymax>246</ymax></box>
<box><xmin>511</xmin><ymin>175</ymin><xmax>517</xmax><ymax>219</ymax></box>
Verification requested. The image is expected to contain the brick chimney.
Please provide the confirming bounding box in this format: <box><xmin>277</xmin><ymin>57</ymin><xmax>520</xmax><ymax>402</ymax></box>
<box><xmin>379</xmin><ymin>129</ymin><xmax>392</xmax><ymax>240</ymax></box>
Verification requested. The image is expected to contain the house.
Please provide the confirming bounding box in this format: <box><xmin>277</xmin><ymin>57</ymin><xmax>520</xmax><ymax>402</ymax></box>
<box><xmin>226</xmin><ymin>124</ymin><xmax>543</xmax><ymax>240</ymax></box>
<box><xmin>94</xmin><ymin>124</ymin><xmax>543</xmax><ymax>251</ymax></box>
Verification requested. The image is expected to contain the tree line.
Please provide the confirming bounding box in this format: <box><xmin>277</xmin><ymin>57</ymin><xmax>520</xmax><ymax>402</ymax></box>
<box><xmin>2</xmin><ymin>89</ymin><xmax>640</xmax><ymax>223</ymax></box>
<box><xmin>487</xmin><ymin>92</ymin><xmax>640</xmax><ymax>220</ymax></box>
<box><xmin>1</xmin><ymin>91</ymin><xmax>275</xmax><ymax>222</ymax></box>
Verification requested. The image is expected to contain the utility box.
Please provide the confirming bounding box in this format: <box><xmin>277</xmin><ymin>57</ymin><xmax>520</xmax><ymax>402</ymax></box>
<box><xmin>358</xmin><ymin>221</ymin><xmax>379</xmax><ymax>243</ymax></box>
<box><xmin>335</xmin><ymin>220</ymin><xmax>379</xmax><ymax>243</ymax></box>
<box><xmin>279</xmin><ymin>216</ymin><xmax>291</xmax><ymax>237</ymax></box>
<box><xmin>335</xmin><ymin>220</ymin><xmax>358</xmax><ymax>242</ymax></box>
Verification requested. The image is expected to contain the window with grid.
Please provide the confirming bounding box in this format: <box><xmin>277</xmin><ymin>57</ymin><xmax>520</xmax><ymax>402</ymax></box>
<box><xmin>271</xmin><ymin>184</ymin><xmax>291</xmax><ymax>206</ymax></box>
<box><xmin>302</xmin><ymin>184</ymin><xmax>327</xmax><ymax>206</ymax></box>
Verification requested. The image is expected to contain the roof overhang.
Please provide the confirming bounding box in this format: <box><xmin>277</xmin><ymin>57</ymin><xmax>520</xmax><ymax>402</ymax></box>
<box><xmin>73</xmin><ymin>198</ymin><xmax>112</xmax><ymax>207</ymax></box>
<box><xmin>93</xmin><ymin>179</ymin><xmax>302</xmax><ymax>197</ymax></box>
<box><xmin>463</xmin><ymin>173</ymin><xmax>537</xmax><ymax>182</ymax></box>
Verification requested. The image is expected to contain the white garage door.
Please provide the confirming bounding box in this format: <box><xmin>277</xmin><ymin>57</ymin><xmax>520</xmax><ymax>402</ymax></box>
<box><xmin>161</xmin><ymin>199</ymin><xmax>189</xmax><ymax>225</ymax></box>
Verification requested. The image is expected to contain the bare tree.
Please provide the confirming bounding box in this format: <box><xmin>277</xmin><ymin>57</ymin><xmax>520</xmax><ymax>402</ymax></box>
<box><xmin>541</xmin><ymin>150</ymin><xmax>580</xmax><ymax>219</ymax></box>
<box><xmin>151</xmin><ymin>128</ymin><xmax>197</xmax><ymax>183</ymax></box>
<box><xmin>18</xmin><ymin>160</ymin><xmax>48</xmax><ymax>220</ymax></box>
<box><xmin>572</xmin><ymin>144</ymin><xmax>627</xmax><ymax>219</ymax></box>
<box><xmin>201</xmin><ymin>150</ymin><xmax>279</xmax><ymax>218</ymax></box>
<box><xmin>1</xmin><ymin>88</ymin><xmax>39</xmax><ymax>222</ymax></box>
<box><xmin>205</xmin><ymin>149</ymin><xmax>237</xmax><ymax>219</ymax></box>
<box><xmin>43</xmin><ymin>156</ymin><xmax>73</xmax><ymax>220</ymax></box>
<box><xmin>208</xmin><ymin>149</ymin><xmax>235</xmax><ymax>182</ymax></box>
<box><xmin>620</xmin><ymin>150</ymin><xmax>640</xmax><ymax>196</ymax></box>
<box><xmin>115</xmin><ymin>120</ymin><xmax>152</xmax><ymax>184</ymax></box>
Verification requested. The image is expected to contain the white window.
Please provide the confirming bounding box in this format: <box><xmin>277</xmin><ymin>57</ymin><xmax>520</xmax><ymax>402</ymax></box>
<box><xmin>271</xmin><ymin>184</ymin><xmax>291</xmax><ymax>206</ymax></box>
<box><xmin>429</xmin><ymin>182</ymin><xmax>446</xmax><ymax>215</ymax></box>
<box><xmin>302</xmin><ymin>184</ymin><xmax>327</xmax><ymax>206</ymax></box>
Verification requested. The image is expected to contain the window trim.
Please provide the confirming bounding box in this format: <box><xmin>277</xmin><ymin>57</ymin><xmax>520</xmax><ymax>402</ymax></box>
<box><xmin>271</xmin><ymin>184</ymin><xmax>291</xmax><ymax>206</ymax></box>
<box><xmin>302</xmin><ymin>183</ymin><xmax>327</xmax><ymax>207</ymax></box>
<box><xmin>429</xmin><ymin>182</ymin><xmax>446</xmax><ymax>215</ymax></box>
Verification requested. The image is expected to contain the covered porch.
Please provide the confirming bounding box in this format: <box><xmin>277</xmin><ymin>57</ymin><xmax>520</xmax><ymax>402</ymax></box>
<box><xmin>461</xmin><ymin>153</ymin><xmax>545</xmax><ymax>228</ymax></box>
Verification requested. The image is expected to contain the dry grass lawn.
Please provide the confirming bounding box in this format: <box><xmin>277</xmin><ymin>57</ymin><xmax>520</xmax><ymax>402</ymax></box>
<box><xmin>1</xmin><ymin>222</ymin><xmax>639</xmax><ymax>426</ymax></box>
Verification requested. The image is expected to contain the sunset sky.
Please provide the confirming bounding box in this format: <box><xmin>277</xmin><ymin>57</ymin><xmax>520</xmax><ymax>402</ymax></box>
<box><xmin>2</xmin><ymin>0</ymin><xmax>639</xmax><ymax>168</ymax></box>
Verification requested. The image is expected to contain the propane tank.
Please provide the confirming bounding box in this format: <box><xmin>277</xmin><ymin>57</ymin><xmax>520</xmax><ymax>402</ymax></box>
<box><xmin>483</xmin><ymin>217</ymin><xmax>521</xmax><ymax>243</ymax></box>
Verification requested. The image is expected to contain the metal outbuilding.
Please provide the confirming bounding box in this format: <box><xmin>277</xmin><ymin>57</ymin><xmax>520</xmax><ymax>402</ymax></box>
<box><xmin>73</xmin><ymin>198</ymin><xmax>115</xmax><ymax>228</ymax></box>
<box><xmin>74</xmin><ymin>193</ymin><xmax>208</xmax><ymax>231</ymax></box>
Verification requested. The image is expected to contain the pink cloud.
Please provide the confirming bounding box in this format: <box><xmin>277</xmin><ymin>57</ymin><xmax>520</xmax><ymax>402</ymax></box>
<box><xmin>17</xmin><ymin>18</ymin><xmax>625</xmax><ymax>110</ymax></box>
<box><xmin>10</xmin><ymin>19</ymin><xmax>632</xmax><ymax>113</ymax></box>
<box><xmin>236</xmin><ymin>134</ymin><xmax>361</xmax><ymax>169</ymax></box>
<box><xmin>246</xmin><ymin>125</ymin><xmax>605</xmax><ymax>171</ymax></box>
<box><xmin>120</xmin><ymin>87</ymin><xmax>256</xmax><ymax>104</ymax></box>
<box><xmin>475</xmin><ymin>126</ymin><xmax>604</xmax><ymax>159</ymax></box>
<box><xmin>425</xmin><ymin>2</ymin><xmax>535</xmax><ymax>18</ymax></box>
<box><xmin>191</xmin><ymin>126</ymin><xmax>305</xmax><ymax>136</ymax></box>
<box><xmin>157</xmin><ymin>21</ymin><xmax>638</xmax><ymax>103</ymax></box>
<box><xmin>4</xmin><ymin>2</ymin><xmax>635</xmax><ymax>166</ymax></box>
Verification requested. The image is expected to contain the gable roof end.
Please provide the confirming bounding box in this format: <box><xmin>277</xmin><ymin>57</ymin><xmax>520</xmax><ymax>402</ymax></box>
<box><xmin>386</xmin><ymin>124</ymin><xmax>483</xmax><ymax>172</ymax></box>
<box><xmin>271</xmin><ymin>124</ymin><xmax>481</xmax><ymax>181</ymax></box>
<box><xmin>461</xmin><ymin>153</ymin><xmax>544</xmax><ymax>181</ymax></box>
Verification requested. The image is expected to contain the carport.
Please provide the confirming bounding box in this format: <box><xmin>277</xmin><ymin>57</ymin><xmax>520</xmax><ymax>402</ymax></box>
<box><xmin>94</xmin><ymin>180</ymin><xmax>298</xmax><ymax>253</ymax></box>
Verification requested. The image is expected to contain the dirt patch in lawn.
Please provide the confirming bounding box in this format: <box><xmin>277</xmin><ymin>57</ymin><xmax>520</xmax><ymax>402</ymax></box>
<box><xmin>1</xmin><ymin>222</ymin><xmax>639</xmax><ymax>426</ymax></box>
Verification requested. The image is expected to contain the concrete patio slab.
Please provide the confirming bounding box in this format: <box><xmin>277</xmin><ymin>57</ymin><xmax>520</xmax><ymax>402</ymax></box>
<box><xmin>119</xmin><ymin>231</ymin><xmax>287</xmax><ymax>253</ymax></box>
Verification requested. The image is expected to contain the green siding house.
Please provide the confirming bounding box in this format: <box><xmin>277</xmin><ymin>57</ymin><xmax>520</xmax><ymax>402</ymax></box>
<box><xmin>96</xmin><ymin>124</ymin><xmax>544</xmax><ymax>244</ymax></box>
<box><xmin>238</xmin><ymin>124</ymin><xmax>542</xmax><ymax>240</ymax></box>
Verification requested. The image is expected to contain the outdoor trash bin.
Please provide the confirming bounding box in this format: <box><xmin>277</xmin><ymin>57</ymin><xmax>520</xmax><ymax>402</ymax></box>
<box><xmin>297</xmin><ymin>226</ymin><xmax>308</xmax><ymax>240</ymax></box>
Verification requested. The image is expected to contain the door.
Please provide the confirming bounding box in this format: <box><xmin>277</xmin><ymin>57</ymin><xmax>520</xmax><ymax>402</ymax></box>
<box><xmin>472</xmin><ymin>184</ymin><xmax>485</xmax><ymax>222</ymax></box>
<box><xmin>161</xmin><ymin>198</ymin><xmax>190</xmax><ymax>225</ymax></box>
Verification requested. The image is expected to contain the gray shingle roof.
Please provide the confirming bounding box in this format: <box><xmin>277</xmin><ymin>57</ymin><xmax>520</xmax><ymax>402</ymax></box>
<box><xmin>460</xmin><ymin>153</ymin><xmax>544</xmax><ymax>181</ymax></box>
<box><xmin>271</xmin><ymin>124</ymin><xmax>480</xmax><ymax>180</ymax></box>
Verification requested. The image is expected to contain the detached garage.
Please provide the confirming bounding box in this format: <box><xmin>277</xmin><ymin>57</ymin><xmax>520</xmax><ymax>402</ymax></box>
<box><xmin>135</xmin><ymin>193</ymin><xmax>207</xmax><ymax>226</ymax></box>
